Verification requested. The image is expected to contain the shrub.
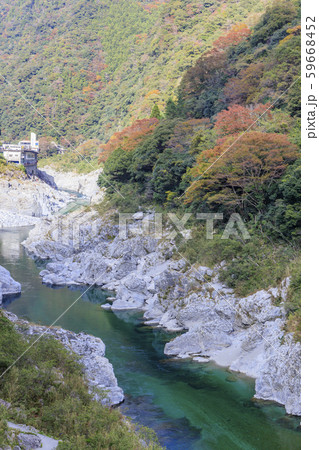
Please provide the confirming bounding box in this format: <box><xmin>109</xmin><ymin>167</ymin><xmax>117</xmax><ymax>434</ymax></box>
<box><xmin>178</xmin><ymin>226</ymin><xmax>298</xmax><ymax>297</ymax></box>
<box><xmin>0</xmin><ymin>313</ymin><xmax>161</xmax><ymax>449</ymax></box>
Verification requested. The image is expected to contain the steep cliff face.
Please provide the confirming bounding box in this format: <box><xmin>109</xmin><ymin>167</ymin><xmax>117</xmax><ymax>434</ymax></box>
<box><xmin>39</xmin><ymin>167</ymin><xmax>103</xmax><ymax>201</ymax></box>
<box><xmin>0</xmin><ymin>177</ymin><xmax>72</xmax><ymax>228</ymax></box>
<box><xmin>22</xmin><ymin>209</ymin><xmax>301</xmax><ymax>416</ymax></box>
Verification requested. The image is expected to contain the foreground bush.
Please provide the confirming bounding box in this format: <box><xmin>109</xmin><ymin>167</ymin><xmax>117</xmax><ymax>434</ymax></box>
<box><xmin>0</xmin><ymin>314</ymin><xmax>161</xmax><ymax>449</ymax></box>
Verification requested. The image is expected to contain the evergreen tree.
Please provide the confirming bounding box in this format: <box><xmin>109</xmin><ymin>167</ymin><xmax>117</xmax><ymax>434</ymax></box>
<box><xmin>165</xmin><ymin>98</ymin><xmax>178</xmax><ymax>119</ymax></box>
<box><xmin>150</xmin><ymin>104</ymin><xmax>162</xmax><ymax>120</ymax></box>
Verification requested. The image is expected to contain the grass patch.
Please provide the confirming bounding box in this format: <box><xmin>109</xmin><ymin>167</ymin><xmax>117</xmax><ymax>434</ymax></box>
<box><xmin>0</xmin><ymin>156</ymin><xmax>26</xmax><ymax>179</ymax></box>
<box><xmin>178</xmin><ymin>224</ymin><xmax>299</xmax><ymax>298</ymax></box>
<box><xmin>0</xmin><ymin>313</ymin><xmax>161</xmax><ymax>449</ymax></box>
<box><xmin>285</xmin><ymin>257</ymin><xmax>301</xmax><ymax>341</ymax></box>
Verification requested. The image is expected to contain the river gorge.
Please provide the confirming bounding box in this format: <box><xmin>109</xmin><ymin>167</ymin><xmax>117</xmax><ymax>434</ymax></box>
<box><xmin>0</xmin><ymin>227</ymin><xmax>301</xmax><ymax>449</ymax></box>
<box><xmin>0</xmin><ymin>1</ymin><xmax>304</xmax><ymax>446</ymax></box>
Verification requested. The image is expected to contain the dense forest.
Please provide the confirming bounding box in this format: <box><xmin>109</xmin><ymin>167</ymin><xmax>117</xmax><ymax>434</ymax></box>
<box><xmin>1</xmin><ymin>0</ymin><xmax>270</xmax><ymax>143</ymax></box>
<box><xmin>0</xmin><ymin>0</ymin><xmax>301</xmax><ymax>336</ymax></box>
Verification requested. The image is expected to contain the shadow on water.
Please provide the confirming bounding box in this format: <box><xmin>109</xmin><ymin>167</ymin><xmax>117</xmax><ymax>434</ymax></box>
<box><xmin>0</xmin><ymin>228</ymin><xmax>301</xmax><ymax>450</ymax></box>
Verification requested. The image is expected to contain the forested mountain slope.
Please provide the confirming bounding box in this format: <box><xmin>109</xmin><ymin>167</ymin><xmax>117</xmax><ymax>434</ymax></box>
<box><xmin>1</xmin><ymin>0</ymin><xmax>267</xmax><ymax>143</ymax></box>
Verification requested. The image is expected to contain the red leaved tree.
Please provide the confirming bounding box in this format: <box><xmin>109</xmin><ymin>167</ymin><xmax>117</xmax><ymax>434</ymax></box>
<box><xmin>214</xmin><ymin>103</ymin><xmax>272</xmax><ymax>137</ymax></box>
<box><xmin>98</xmin><ymin>118</ymin><xmax>159</xmax><ymax>163</ymax></box>
<box><xmin>223</xmin><ymin>63</ymin><xmax>265</xmax><ymax>105</ymax></box>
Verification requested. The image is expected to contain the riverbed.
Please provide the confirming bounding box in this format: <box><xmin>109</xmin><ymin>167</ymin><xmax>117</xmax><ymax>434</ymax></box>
<box><xmin>0</xmin><ymin>228</ymin><xmax>301</xmax><ymax>449</ymax></box>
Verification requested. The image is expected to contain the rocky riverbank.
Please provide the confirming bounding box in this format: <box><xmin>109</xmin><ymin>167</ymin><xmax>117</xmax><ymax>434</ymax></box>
<box><xmin>22</xmin><ymin>208</ymin><xmax>301</xmax><ymax>416</ymax></box>
<box><xmin>1</xmin><ymin>420</ymin><xmax>60</xmax><ymax>450</ymax></box>
<box><xmin>0</xmin><ymin>265</ymin><xmax>124</xmax><ymax>407</ymax></box>
<box><xmin>39</xmin><ymin>166</ymin><xmax>103</xmax><ymax>202</ymax></box>
<box><xmin>4</xmin><ymin>310</ymin><xmax>124</xmax><ymax>407</ymax></box>
<box><xmin>0</xmin><ymin>176</ymin><xmax>73</xmax><ymax>228</ymax></box>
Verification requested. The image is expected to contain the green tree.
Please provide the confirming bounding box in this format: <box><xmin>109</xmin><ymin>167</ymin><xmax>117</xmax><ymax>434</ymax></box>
<box><xmin>165</xmin><ymin>98</ymin><xmax>178</xmax><ymax>119</ymax></box>
<box><xmin>150</xmin><ymin>104</ymin><xmax>162</xmax><ymax>120</ymax></box>
<box><xmin>130</xmin><ymin>120</ymin><xmax>176</xmax><ymax>183</ymax></box>
<box><xmin>263</xmin><ymin>159</ymin><xmax>301</xmax><ymax>239</ymax></box>
<box><xmin>250</xmin><ymin>1</ymin><xmax>297</xmax><ymax>46</ymax></box>
<box><xmin>100</xmin><ymin>147</ymin><xmax>133</xmax><ymax>184</ymax></box>
<box><xmin>151</xmin><ymin>148</ymin><xmax>194</xmax><ymax>202</ymax></box>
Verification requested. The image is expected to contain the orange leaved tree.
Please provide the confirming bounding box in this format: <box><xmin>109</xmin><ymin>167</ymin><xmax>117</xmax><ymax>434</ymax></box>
<box><xmin>184</xmin><ymin>131</ymin><xmax>299</xmax><ymax>214</ymax></box>
<box><xmin>98</xmin><ymin>118</ymin><xmax>159</xmax><ymax>163</ymax></box>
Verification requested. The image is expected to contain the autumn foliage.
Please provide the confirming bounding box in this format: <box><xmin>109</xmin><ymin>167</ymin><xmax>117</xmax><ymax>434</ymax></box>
<box><xmin>99</xmin><ymin>118</ymin><xmax>159</xmax><ymax>163</ymax></box>
<box><xmin>166</xmin><ymin>118</ymin><xmax>211</xmax><ymax>153</ymax></box>
<box><xmin>214</xmin><ymin>103</ymin><xmax>271</xmax><ymax>137</ymax></box>
<box><xmin>181</xmin><ymin>23</ymin><xmax>251</xmax><ymax>96</ymax></box>
<box><xmin>223</xmin><ymin>63</ymin><xmax>265</xmax><ymax>105</ymax></box>
<box><xmin>179</xmin><ymin>23</ymin><xmax>251</xmax><ymax>116</ymax></box>
<box><xmin>212</xmin><ymin>23</ymin><xmax>251</xmax><ymax>51</ymax></box>
<box><xmin>185</xmin><ymin>131</ymin><xmax>299</xmax><ymax>211</ymax></box>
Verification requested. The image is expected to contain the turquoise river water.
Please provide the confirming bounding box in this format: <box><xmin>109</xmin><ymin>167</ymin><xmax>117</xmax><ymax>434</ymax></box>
<box><xmin>0</xmin><ymin>228</ymin><xmax>301</xmax><ymax>450</ymax></box>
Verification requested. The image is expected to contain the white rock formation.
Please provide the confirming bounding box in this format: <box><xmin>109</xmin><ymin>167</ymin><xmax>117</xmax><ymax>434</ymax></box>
<box><xmin>0</xmin><ymin>210</ymin><xmax>41</xmax><ymax>228</ymax></box>
<box><xmin>22</xmin><ymin>209</ymin><xmax>301</xmax><ymax>415</ymax></box>
<box><xmin>0</xmin><ymin>265</ymin><xmax>123</xmax><ymax>407</ymax></box>
<box><xmin>40</xmin><ymin>166</ymin><xmax>103</xmax><ymax>201</ymax></box>
<box><xmin>0</xmin><ymin>265</ymin><xmax>21</xmax><ymax>303</ymax></box>
<box><xmin>0</xmin><ymin>177</ymin><xmax>73</xmax><ymax>228</ymax></box>
<box><xmin>7</xmin><ymin>422</ymin><xmax>59</xmax><ymax>450</ymax></box>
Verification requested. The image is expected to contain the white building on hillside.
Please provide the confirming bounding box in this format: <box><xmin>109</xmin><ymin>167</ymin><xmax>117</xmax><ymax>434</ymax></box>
<box><xmin>1</xmin><ymin>133</ymin><xmax>39</xmax><ymax>175</ymax></box>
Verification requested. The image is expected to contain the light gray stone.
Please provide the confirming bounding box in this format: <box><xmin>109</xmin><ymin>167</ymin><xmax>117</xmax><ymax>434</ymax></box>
<box><xmin>101</xmin><ymin>303</ymin><xmax>112</xmax><ymax>310</ymax></box>
<box><xmin>0</xmin><ymin>177</ymin><xmax>73</xmax><ymax>228</ymax></box>
<box><xmin>7</xmin><ymin>422</ymin><xmax>59</xmax><ymax>450</ymax></box>
<box><xmin>0</xmin><ymin>266</ymin><xmax>21</xmax><ymax>301</ymax></box>
<box><xmin>17</xmin><ymin>433</ymin><xmax>42</xmax><ymax>450</ymax></box>
<box><xmin>40</xmin><ymin>167</ymin><xmax>103</xmax><ymax>201</ymax></box>
<box><xmin>0</xmin><ymin>398</ymin><xmax>11</xmax><ymax>409</ymax></box>
<box><xmin>132</xmin><ymin>211</ymin><xmax>144</xmax><ymax>220</ymax></box>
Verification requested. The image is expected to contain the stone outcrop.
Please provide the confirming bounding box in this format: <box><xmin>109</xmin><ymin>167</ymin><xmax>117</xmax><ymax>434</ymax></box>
<box><xmin>37</xmin><ymin>168</ymin><xmax>58</xmax><ymax>189</ymax></box>
<box><xmin>0</xmin><ymin>210</ymin><xmax>40</xmax><ymax>228</ymax></box>
<box><xmin>0</xmin><ymin>177</ymin><xmax>73</xmax><ymax>228</ymax></box>
<box><xmin>0</xmin><ymin>266</ymin><xmax>124</xmax><ymax>448</ymax></box>
<box><xmin>22</xmin><ymin>209</ymin><xmax>301</xmax><ymax>416</ymax></box>
<box><xmin>39</xmin><ymin>166</ymin><xmax>103</xmax><ymax>201</ymax></box>
<box><xmin>6</xmin><ymin>422</ymin><xmax>59</xmax><ymax>450</ymax></box>
<box><xmin>0</xmin><ymin>265</ymin><xmax>21</xmax><ymax>303</ymax></box>
<box><xmin>4</xmin><ymin>310</ymin><xmax>124</xmax><ymax>406</ymax></box>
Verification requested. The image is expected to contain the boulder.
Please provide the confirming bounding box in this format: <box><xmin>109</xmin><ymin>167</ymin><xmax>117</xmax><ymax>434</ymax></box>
<box><xmin>132</xmin><ymin>211</ymin><xmax>144</xmax><ymax>220</ymax></box>
<box><xmin>17</xmin><ymin>433</ymin><xmax>42</xmax><ymax>450</ymax></box>
<box><xmin>7</xmin><ymin>422</ymin><xmax>59</xmax><ymax>450</ymax></box>
<box><xmin>0</xmin><ymin>266</ymin><xmax>21</xmax><ymax>301</ymax></box>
